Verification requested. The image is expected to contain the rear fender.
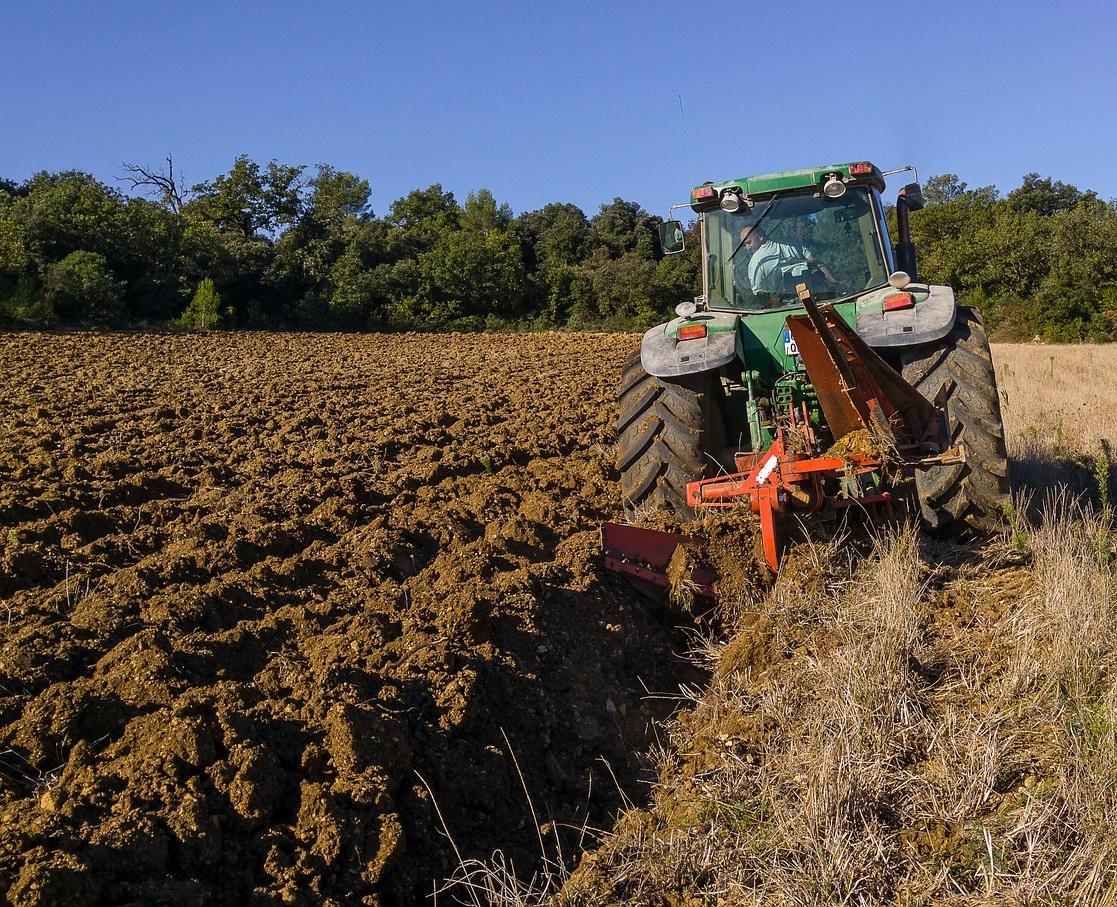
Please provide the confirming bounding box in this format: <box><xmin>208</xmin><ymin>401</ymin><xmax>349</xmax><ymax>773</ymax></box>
<box><xmin>856</xmin><ymin>283</ymin><xmax>957</xmax><ymax>349</ymax></box>
<box><xmin>640</xmin><ymin>312</ymin><xmax>740</xmax><ymax>379</ymax></box>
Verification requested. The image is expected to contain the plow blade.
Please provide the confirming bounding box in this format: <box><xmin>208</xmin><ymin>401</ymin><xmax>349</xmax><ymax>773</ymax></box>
<box><xmin>601</xmin><ymin>522</ymin><xmax>718</xmax><ymax>603</ymax></box>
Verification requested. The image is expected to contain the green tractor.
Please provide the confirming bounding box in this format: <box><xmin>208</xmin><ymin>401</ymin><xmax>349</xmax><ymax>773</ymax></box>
<box><xmin>608</xmin><ymin>161</ymin><xmax>1008</xmax><ymax>579</ymax></box>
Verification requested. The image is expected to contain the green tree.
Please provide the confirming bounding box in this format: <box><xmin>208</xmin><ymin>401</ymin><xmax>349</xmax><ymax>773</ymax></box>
<box><xmin>592</xmin><ymin>198</ymin><xmax>659</xmax><ymax>259</ymax></box>
<box><xmin>1032</xmin><ymin>198</ymin><xmax>1117</xmax><ymax>340</ymax></box>
<box><xmin>304</xmin><ymin>165</ymin><xmax>372</xmax><ymax>227</ymax></box>
<box><xmin>179</xmin><ymin>277</ymin><xmax>223</xmax><ymax>329</ymax></box>
<box><xmin>583</xmin><ymin>247</ymin><xmax>659</xmax><ymax>326</ymax></box>
<box><xmin>414</xmin><ymin>229</ymin><xmax>528</xmax><ymax>326</ymax></box>
<box><xmin>905</xmin><ymin>172</ymin><xmax>1117</xmax><ymax>341</ymax></box>
<box><xmin>371</xmin><ymin>257</ymin><xmax>423</xmax><ymax>327</ymax></box>
<box><xmin>1007</xmin><ymin>173</ymin><xmax>1094</xmax><ymax>217</ymax></box>
<box><xmin>326</xmin><ymin>244</ymin><xmax>375</xmax><ymax>324</ymax></box>
<box><xmin>536</xmin><ymin>262</ymin><xmax>594</xmax><ymax>325</ymax></box>
<box><xmin>271</xmin><ymin>168</ymin><xmax>380</xmax><ymax>326</ymax></box>
<box><xmin>0</xmin><ymin>172</ymin><xmax>179</xmax><ymax>323</ymax></box>
<box><xmin>0</xmin><ymin>180</ymin><xmax>44</xmax><ymax>323</ymax></box>
<box><xmin>14</xmin><ymin>171</ymin><xmax>129</xmax><ymax>269</ymax></box>
<box><xmin>187</xmin><ymin>156</ymin><xmax>306</xmax><ymax>237</ymax></box>
<box><xmin>460</xmin><ymin>188</ymin><xmax>512</xmax><ymax>233</ymax></box>
<box><xmin>386</xmin><ymin>184</ymin><xmax>460</xmax><ymax>257</ymax></box>
<box><xmin>45</xmin><ymin>250</ymin><xmax>125</xmax><ymax>324</ymax></box>
<box><xmin>0</xmin><ymin>192</ymin><xmax>31</xmax><ymax>278</ymax></box>
<box><xmin>186</xmin><ymin>157</ymin><xmax>265</xmax><ymax>237</ymax></box>
<box><xmin>908</xmin><ymin>178</ymin><xmax>997</xmax><ymax>290</ymax></box>
<box><xmin>118</xmin><ymin>197</ymin><xmax>190</xmax><ymax>322</ymax></box>
<box><xmin>518</xmin><ymin>202</ymin><xmax>596</xmax><ymax>269</ymax></box>
<box><xmin>922</xmin><ymin>174</ymin><xmax>969</xmax><ymax>206</ymax></box>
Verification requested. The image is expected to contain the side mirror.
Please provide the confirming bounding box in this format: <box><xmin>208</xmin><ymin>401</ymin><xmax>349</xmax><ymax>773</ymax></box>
<box><xmin>894</xmin><ymin>187</ymin><xmax>919</xmax><ymax>279</ymax></box>
<box><xmin>898</xmin><ymin>182</ymin><xmax>925</xmax><ymax>212</ymax></box>
<box><xmin>658</xmin><ymin>220</ymin><xmax>685</xmax><ymax>254</ymax></box>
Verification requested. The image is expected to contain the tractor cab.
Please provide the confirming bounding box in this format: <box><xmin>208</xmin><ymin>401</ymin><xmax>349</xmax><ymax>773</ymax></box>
<box><xmin>659</xmin><ymin>162</ymin><xmax>924</xmax><ymax>314</ymax></box>
<box><xmin>704</xmin><ymin>186</ymin><xmax>891</xmax><ymax>310</ymax></box>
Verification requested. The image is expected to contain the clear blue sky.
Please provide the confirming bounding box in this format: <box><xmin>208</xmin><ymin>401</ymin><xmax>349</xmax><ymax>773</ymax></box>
<box><xmin>2</xmin><ymin>0</ymin><xmax>1115</xmax><ymax>218</ymax></box>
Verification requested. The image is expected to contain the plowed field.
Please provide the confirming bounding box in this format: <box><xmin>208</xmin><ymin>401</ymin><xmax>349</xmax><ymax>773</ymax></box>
<box><xmin>0</xmin><ymin>332</ymin><xmax>699</xmax><ymax>905</ymax></box>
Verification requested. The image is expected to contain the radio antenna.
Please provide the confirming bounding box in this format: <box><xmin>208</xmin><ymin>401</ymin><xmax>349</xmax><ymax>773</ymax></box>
<box><xmin>678</xmin><ymin>94</ymin><xmax>695</xmax><ymax>184</ymax></box>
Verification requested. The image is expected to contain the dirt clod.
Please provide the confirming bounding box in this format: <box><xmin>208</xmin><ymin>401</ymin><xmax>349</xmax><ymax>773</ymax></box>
<box><xmin>649</xmin><ymin>509</ymin><xmax>771</xmax><ymax>615</ymax></box>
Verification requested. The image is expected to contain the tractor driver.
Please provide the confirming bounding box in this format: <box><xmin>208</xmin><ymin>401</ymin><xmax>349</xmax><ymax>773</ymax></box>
<box><xmin>740</xmin><ymin>226</ymin><xmax>841</xmax><ymax>299</ymax></box>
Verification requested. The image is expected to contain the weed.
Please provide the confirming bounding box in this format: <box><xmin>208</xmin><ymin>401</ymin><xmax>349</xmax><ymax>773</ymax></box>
<box><xmin>1095</xmin><ymin>439</ymin><xmax>1112</xmax><ymax>517</ymax></box>
<box><xmin>1002</xmin><ymin>499</ymin><xmax>1030</xmax><ymax>555</ymax></box>
<box><xmin>568</xmin><ymin>492</ymin><xmax>1117</xmax><ymax>905</ymax></box>
<box><xmin>1092</xmin><ymin>441</ymin><xmax>1113</xmax><ymax>567</ymax></box>
<box><xmin>0</xmin><ymin>747</ymin><xmax>63</xmax><ymax>797</ymax></box>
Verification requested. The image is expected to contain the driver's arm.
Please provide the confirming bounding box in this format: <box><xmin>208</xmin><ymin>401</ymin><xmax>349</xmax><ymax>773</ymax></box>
<box><xmin>804</xmin><ymin>247</ymin><xmax>840</xmax><ymax>286</ymax></box>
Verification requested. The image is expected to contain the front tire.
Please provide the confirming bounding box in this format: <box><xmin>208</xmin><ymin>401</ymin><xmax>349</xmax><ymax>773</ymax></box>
<box><xmin>900</xmin><ymin>307</ymin><xmax>1009</xmax><ymax>531</ymax></box>
<box><xmin>616</xmin><ymin>348</ymin><xmax>727</xmax><ymax>517</ymax></box>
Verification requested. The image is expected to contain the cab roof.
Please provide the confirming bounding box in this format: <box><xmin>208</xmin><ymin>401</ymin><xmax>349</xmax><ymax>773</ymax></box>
<box><xmin>691</xmin><ymin>161</ymin><xmax>886</xmax><ymax>209</ymax></box>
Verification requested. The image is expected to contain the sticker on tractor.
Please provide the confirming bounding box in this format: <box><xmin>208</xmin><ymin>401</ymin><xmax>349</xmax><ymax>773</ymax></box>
<box><xmin>783</xmin><ymin>328</ymin><xmax>799</xmax><ymax>357</ymax></box>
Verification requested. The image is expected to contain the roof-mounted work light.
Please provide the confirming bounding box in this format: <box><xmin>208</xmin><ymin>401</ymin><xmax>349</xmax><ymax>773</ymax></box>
<box><xmin>719</xmin><ymin>188</ymin><xmax>745</xmax><ymax>212</ymax></box>
<box><xmin>822</xmin><ymin>174</ymin><xmax>847</xmax><ymax>199</ymax></box>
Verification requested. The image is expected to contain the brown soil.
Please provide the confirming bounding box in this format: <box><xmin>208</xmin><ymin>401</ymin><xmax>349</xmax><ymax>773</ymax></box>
<box><xmin>825</xmin><ymin>427</ymin><xmax>878</xmax><ymax>459</ymax></box>
<box><xmin>651</xmin><ymin>510</ymin><xmax>770</xmax><ymax>617</ymax></box>
<box><xmin>0</xmin><ymin>331</ymin><xmax>702</xmax><ymax>906</ymax></box>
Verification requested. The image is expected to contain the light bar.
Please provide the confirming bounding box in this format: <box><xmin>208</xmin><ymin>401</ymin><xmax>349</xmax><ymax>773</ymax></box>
<box><xmin>849</xmin><ymin>162</ymin><xmax>874</xmax><ymax>175</ymax></box>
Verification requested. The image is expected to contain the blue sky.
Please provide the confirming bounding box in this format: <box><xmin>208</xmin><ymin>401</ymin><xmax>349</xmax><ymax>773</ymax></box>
<box><xmin>2</xmin><ymin>0</ymin><xmax>1115</xmax><ymax>218</ymax></box>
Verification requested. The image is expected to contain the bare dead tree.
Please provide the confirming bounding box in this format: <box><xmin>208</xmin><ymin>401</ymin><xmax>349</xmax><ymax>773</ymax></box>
<box><xmin>120</xmin><ymin>155</ymin><xmax>188</xmax><ymax>213</ymax></box>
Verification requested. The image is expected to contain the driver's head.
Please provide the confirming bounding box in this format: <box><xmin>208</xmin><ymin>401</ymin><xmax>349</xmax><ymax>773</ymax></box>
<box><xmin>740</xmin><ymin>226</ymin><xmax>767</xmax><ymax>253</ymax></box>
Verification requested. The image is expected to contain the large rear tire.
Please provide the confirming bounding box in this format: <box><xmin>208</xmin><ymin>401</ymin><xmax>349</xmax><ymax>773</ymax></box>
<box><xmin>616</xmin><ymin>347</ymin><xmax>728</xmax><ymax>518</ymax></box>
<box><xmin>900</xmin><ymin>307</ymin><xmax>1009</xmax><ymax>532</ymax></box>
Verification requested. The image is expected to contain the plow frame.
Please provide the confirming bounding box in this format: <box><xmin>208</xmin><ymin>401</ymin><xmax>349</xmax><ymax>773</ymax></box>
<box><xmin>685</xmin><ymin>434</ymin><xmax>899</xmax><ymax>572</ymax></box>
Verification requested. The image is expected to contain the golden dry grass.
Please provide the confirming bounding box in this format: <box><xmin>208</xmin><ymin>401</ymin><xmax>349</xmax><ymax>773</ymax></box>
<box><xmin>994</xmin><ymin>343</ymin><xmax>1117</xmax><ymax>507</ymax></box>
<box><xmin>994</xmin><ymin>343</ymin><xmax>1117</xmax><ymax>454</ymax></box>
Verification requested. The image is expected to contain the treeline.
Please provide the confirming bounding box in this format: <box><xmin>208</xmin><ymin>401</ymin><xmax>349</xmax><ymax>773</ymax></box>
<box><xmin>907</xmin><ymin>173</ymin><xmax>1117</xmax><ymax>341</ymax></box>
<box><xmin>0</xmin><ymin>157</ymin><xmax>697</xmax><ymax>332</ymax></box>
<box><xmin>1</xmin><ymin>158</ymin><xmax>1115</xmax><ymax>339</ymax></box>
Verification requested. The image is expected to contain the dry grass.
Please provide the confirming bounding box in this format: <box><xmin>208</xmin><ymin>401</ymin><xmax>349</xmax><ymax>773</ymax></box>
<box><xmin>994</xmin><ymin>343</ymin><xmax>1117</xmax><ymax>507</ymax></box>
<box><xmin>559</xmin><ymin>531</ymin><xmax>931</xmax><ymax>905</ymax></box>
<box><xmin>560</xmin><ymin>498</ymin><xmax>1117</xmax><ymax>905</ymax></box>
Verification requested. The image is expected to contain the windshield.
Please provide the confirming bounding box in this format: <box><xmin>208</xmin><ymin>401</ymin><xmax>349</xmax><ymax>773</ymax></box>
<box><xmin>704</xmin><ymin>187</ymin><xmax>889</xmax><ymax>311</ymax></box>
